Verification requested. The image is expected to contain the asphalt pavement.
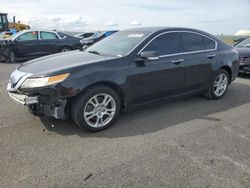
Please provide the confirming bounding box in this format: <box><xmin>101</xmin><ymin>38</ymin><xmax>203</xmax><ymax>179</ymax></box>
<box><xmin>0</xmin><ymin>63</ymin><xmax>250</xmax><ymax>188</ymax></box>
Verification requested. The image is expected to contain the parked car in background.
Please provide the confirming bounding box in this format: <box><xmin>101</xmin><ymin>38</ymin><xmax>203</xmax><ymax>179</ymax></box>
<box><xmin>234</xmin><ymin>37</ymin><xmax>250</xmax><ymax>74</ymax></box>
<box><xmin>234</xmin><ymin>37</ymin><xmax>247</xmax><ymax>44</ymax></box>
<box><xmin>74</xmin><ymin>32</ymin><xmax>95</xmax><ymax>39</ymax></box>
<box><xmin>80</xmin><ymin>30</ymin><xmax>118</xmax><ymax>47</ymax></box>
<box><xmin>0</xmin><ymin>30</ymin><xmax>83</xmax><ymax>63</ymax></box>
<box><xmin>7</xmin><ymin>27</ymin><xmax>239</xmax><ymax>131</ymax></box>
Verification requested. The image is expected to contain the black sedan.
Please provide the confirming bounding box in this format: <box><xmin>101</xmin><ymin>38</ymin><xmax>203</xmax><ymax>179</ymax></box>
<box><xmin>0</xmin><ymin>30</ymin><xmax>83</xmax><ymax>63</ymax></box>
<box><xmin>7</xmin><ymin>27</ymin><xmax>239</xmax><ymax>131</ymax></box>
<box><xmin>234</xmin><ymin>37</ymin><xmax>250</xmax><ymax>74</ymax></box>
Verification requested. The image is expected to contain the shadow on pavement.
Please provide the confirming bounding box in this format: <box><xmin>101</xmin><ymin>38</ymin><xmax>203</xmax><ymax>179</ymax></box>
<box><xmin>40</xmin><ymin>82</ymin><xmax>250</xmax><ymax>138</ymax></box>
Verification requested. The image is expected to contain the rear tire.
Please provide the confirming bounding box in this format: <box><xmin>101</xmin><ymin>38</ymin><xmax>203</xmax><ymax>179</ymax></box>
<box><xmin>71</xmin><ymin>85</ymin><xmax>121</xmax><ymax>132</ymax></box>
<box><xmin>204</xmin><ymin>69</ymin><xmax>230</xmax><ymax>99</ymax></box>
<box><xmin>60</xmin><ymin>46</ymin><xmax>71</xmax><ymax>52</ymax></box>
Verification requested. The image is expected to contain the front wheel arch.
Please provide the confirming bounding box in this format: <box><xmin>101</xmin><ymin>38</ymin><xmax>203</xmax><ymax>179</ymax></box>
<box><xmin>75</xmin><ymin>81</ymin><xmax>127</xmax><ymax>112</ymax></box>
<box><xmin>70</xmin><ymin>85</ymin><xmax>122</xmax><ymax>131</ymax></box>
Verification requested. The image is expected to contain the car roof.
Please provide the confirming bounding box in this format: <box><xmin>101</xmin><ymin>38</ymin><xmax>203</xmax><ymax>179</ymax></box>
<box><xmin>124</xmin><ymin>26</ymin><xmax>167</xmax><ymax>32</ymax></box>
<box><xmin>19</xmin><ymin>29</ymin><xmax>58</xmax><ymax>33</ymax></box>
<box><xmin>124</xmin><ymin>26</ymin><xmax>217</xmax><ymax>41</ymax></box>
<box><xmin>124</xmin><ymin>26</ymin><xmax>206</xmax><ymax>33</ymax></box>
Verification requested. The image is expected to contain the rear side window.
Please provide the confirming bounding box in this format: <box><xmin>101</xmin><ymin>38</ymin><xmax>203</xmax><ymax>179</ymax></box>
<box><xmin>143</xmin><ymin>32</ymin><xmax>183</xmax><ymax>56</ymax></box>
<box><xmin>182</xmin><ymin>32</ymin><xmax>216</xmax><ymax>52</ymax></box>
<box><xmin>40</xmin><ymin>32</ymin><xmax>58</xmax><ymax>40</ymax></box>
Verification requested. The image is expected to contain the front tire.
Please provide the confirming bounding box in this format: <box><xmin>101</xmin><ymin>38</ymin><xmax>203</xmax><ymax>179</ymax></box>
<box><xmin>8</xmin><ymin>50</ymin><xmax>16</xmax><ymax>63</ymax></box>
<box><xmin>204</xmin><ymin>69</ymin><xmax>230</xmax><ymax>99</ymax></box>
<box><xmin>71</xmin><ymin>86</ymin><xmax>121</xmax><ymax>131</ymax></box>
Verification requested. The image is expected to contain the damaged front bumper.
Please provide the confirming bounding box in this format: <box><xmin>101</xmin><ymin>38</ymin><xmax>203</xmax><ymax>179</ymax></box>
<box><xmin>8</xmin><ymin>92</ymin><xmax>38</xmax><ymax>105</ymax></box>
<box><xmin>7</xmin><ymin>70</ymin><xmax>70</xmax><ymax>120</ymax></box>
<box><xmin>8</xmin><ymin>91</ymin><xmax>68</xmax><ymax>119</ymax></box>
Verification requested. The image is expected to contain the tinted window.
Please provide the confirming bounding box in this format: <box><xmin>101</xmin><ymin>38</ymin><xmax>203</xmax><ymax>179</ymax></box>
<box><xmin>17</xmin><ymin>31</ymin><xmax>38</xmax><ymax>41</ymax></box>
<box><xmin>41</xmin><ymin>32</ymin><xmax>58</xmax><ymax>40</ymax></box>
<box><xmin>143</xmin><ymin>32</ymin><xmax>183</xmax><ymax>55</ymax></box>
<box><xmin>204</xmin><ymin>37</ymin><xmax>215</xmax><ymax>49</ymax></box>
<box><xmin>182</xmin><ymin>32</ymin><xmax>205</xmax><ymax>52</ymax></box>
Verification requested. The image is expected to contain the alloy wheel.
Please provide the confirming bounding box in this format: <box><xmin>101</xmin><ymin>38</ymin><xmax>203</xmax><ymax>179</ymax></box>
<box><xmin>84</xmin><ymin>93</ymin><xmax>116</xmax><ymax>128</ymax></box>
<box><xmin>213</xmin><ymin>73</ymin><xmax>228</xmax><ymax>97</ymax></box>
<box><xmin>61</xmin><ymin>47</ymin><xmax>70</xmax><ymax>52</ymax></box>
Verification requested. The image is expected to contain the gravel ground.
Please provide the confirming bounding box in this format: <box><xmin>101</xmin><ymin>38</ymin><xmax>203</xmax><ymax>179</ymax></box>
<box><xmin>0</xmin><ymin>63</ymin><xmax>250</xmax><ymax>188</ymax></box>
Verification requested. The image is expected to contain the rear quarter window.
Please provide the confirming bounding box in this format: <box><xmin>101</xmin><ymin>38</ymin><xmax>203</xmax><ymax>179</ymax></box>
<box><xmin>204</xmin><ymin>37</ymin><xmax>216</xmax><ymax>50</ymax></box>
<box><xmin>182</xmin><ymin>32</ymin><xmax>216</xmax><ymax>52</ymax></box>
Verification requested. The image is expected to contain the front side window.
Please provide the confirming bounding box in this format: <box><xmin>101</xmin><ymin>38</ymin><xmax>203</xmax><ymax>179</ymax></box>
<box><xmin>40</xmin><ymin>32</ymin><xmax>58</xmax><ymax>40</ymax></box>
<box><xmin>143</xmin><ymin>32</ymin><xmax>183</xmax><ymax>56</ymax></box>
<box><xmin>17</xmin><ymin>31</ymin><xmax>38</xmax><ymax>41</ymax></box>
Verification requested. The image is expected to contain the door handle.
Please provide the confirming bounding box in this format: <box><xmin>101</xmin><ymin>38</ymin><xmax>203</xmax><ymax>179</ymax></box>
<box><xmin>206</xmin><ymin>54</ymin><xmax>216</xmax><ymax>59</ymax></box>
<box><xmin>171</xmin><ymin>59</ymin><xmax>184</xmax><ymax>65</ymax></box>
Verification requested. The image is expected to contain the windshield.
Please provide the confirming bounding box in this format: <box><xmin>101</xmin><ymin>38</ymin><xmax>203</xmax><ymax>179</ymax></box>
<box><xmin>86</xmin><ymin>31</ymin><xmax>151</xmax><ymax>57</ymax></box>
<box><xmin>235</xmin><ymin>37</ymin><xmax>250</xmax><ymax>47</ymax></box>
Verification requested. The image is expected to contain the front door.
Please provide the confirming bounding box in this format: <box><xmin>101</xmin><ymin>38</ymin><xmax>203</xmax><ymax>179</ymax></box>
<box><xmin>127</xmin><ymin>32</ymin><xmax>185</xmax><ymax>106</ymax></box>
<box><xmin>14</xmin><ymin>31</ymin><xmax>39</xmax><ymax>58</ymax></box>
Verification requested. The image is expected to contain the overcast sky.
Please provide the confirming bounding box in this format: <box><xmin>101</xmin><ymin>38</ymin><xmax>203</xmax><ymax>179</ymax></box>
<box><xmin>1</xmin><ymin>0</ymin><xmax>249</xmax><ymax>34</ymax></box>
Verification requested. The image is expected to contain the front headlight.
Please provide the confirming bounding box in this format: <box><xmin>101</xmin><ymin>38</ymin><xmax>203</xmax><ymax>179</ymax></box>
<box><xmin>20</xmin><ymin>73</ymin><xmax>70</xmax><ymax>89</ymax></box>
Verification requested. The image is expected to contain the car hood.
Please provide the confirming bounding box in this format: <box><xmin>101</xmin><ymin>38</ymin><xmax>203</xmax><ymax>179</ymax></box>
<box><xmin>235</xmin><ymin>47</ymin><xmax>250</xmax><ymax>57</ymax></box>
<box><xmin>18</xmin><ymin>51</ymin><xmax>117</xmax><ymax>76</ymax></box>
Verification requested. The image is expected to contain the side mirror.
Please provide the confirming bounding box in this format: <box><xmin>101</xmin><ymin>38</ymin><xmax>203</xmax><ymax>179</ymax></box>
<box><xmin>139</xmin><ymin>51</ymin><xmax>159</xmax><ymax>60</ymax></box>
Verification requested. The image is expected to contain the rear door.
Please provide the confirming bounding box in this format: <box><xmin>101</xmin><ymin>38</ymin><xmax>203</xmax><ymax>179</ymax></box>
<box><xmin>14</xmin><ymin>31</ymin><xmax>39</xmax><ymax>57</ymax></box>
<box><xmin>181</xmin><ymin>32</ymin><xmax>217</xmax><ymax>91</ymax></box>
<box><xmin>38</xmin><ymin>31</ymin><xmax>61</xmax><ymax>55</ymax></box>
